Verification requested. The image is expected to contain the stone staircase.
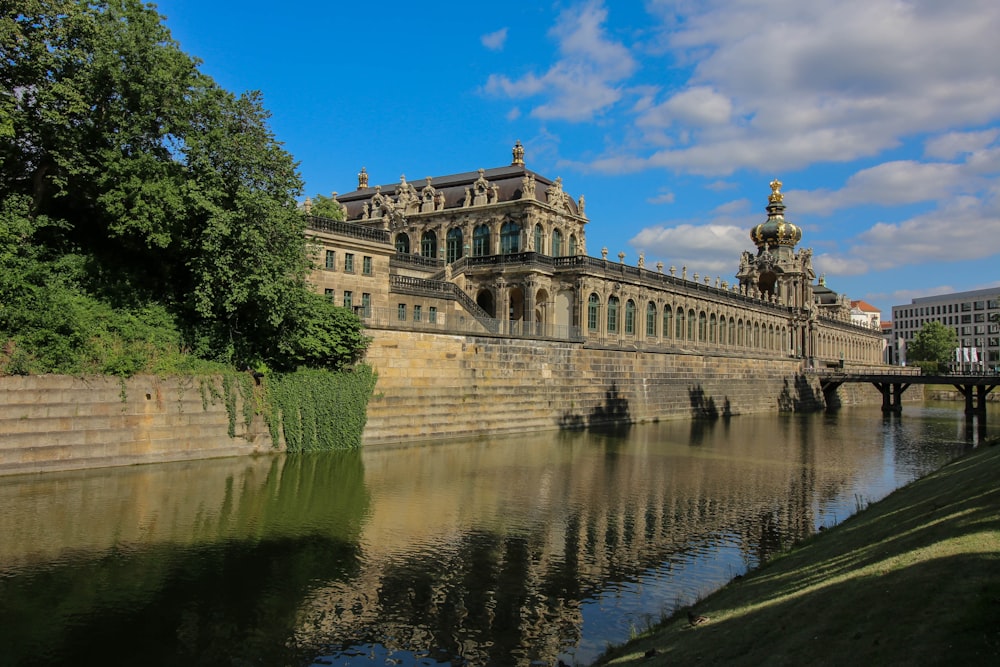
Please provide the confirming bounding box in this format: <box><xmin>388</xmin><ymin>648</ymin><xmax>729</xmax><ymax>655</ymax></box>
<box><xmin>0</xmin><ymin>375</ymin><xmax>271</xmax><ymax>475</ymax></box>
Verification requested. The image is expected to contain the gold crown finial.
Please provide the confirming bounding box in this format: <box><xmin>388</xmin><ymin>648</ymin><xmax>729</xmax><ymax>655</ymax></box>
<box><xmin>512</xmin><ymin>140</ymin><xmax>525</xmax><ymax>166</ymax></box>
<box><xmin>768</xmin><ymin>178</ymin><xmax>783</xmax><ymax>204</ymax></box>
<box><xmin>358</xmin><ymin>167</ymin><xmax>369</xmax><ymax>189</ymax></box>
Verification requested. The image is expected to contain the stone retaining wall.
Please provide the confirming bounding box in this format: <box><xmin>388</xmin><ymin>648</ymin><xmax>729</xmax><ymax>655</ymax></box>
<box><xmin>0</xmin><ymin>375</ymin><xmax>273</xmax><ymax>476</ymax></box>
<box><xmin>0</xmin><ymin>332</ymin><xmax>894</xmax><ymax>473</ymax></box>
<box><xmin>360</xmin><ymin>330</ymin><xmax>887</xmax><ymax>445</ymax></box>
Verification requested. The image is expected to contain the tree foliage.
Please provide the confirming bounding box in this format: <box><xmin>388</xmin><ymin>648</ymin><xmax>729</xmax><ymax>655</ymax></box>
<box><xmin>0</xmin><ymin>1</ymin><xmax>368</xmax><ymax>373</ymax></box>
<box><xmin>308</xmin><ymin>193</ymin><xmax>346</xmax><ymax>221</ymax></box>
<box><xmin>907</xmin><ymin>321</ymin><xmax>958</xmax><ymax>369</ymax></box>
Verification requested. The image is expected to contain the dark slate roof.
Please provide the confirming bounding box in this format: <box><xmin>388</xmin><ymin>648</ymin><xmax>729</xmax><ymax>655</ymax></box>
<box><xmin>335</xmin><ymin>165</ymin><xmax>579</xmax><ymax>220</ymax></box>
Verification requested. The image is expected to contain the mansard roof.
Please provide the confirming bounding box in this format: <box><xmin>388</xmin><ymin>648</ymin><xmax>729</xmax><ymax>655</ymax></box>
<box><xmin>333</xmin><ymin>143</ymin><xmax>584</xmax><ymax>221</ymax></box>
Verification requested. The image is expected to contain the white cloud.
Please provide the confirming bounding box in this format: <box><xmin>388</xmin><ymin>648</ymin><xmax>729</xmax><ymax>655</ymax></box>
<box><xmin>924</xmin><ymin>129</ymin><xmax>999</xmax><ymax>160</ymax></box>
<box><xmin>637</xmin><ymin>86</ymin><xmax>733</xmax><ymax>128</ymax></box>
<box><xmin>506</xmin><ymin>107</ymin><xmax>521</xmax><ymax>121</ymax></box>
<box><xmin>587</xmin><ymin>0</ymin><xmax>1000</xmax><ymax>174</ymax></box>
<box><xmin>630</xmin><ymin>223</ymin><xmax>748</xmax><ymax>274</ymax></box>
<box><xmin>820</xmin><ymin>190</ymin><xmax>1000</xmax><ymax>273</ymax></box>
<box><xmin>481</xmin><ymin>28</ymin><xmax>508</xmax><ymax>51</ymax></box>
<box><xmin>482</xmin><ymin>1</ymin><xmax>636</xmax><ymax>121</ymax></box>
<box><xmin>647</xmin><ymin>190</ymin><xmax>675</xmax><ymax>204</ymax></box>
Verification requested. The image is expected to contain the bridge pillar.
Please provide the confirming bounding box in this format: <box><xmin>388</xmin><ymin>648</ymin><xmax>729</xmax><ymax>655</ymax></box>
<box><xmin>876</xmin><ymin>383</ymin><xmax>892</xmax><ymax>414</ymax></box>
<box><xmin>891</xmin><ymin>384</ymin><xmax>905</xmax><ymax>414</ymax></box>
<box><xmin>964</xmin><ymin>386</ymin><xmax>975</xmax><ymax>415</ymax></box>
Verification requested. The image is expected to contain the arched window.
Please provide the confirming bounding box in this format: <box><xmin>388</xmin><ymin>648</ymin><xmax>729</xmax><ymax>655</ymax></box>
<box><xmin>646</xmin><ymin>302</ymin><xmax>657</xmax><ymax>337</ymax></box>
<box><xmin>625</xmin><ymin>299</ymin><xmax>636</xmax><ymax>335</ymax></box>
<box><xmin>688</xmin><ymin>309</ymin><xmax>696</xmax><ymax>340</ymax></box>
<box><xmin>608</xmin><ymin>296</ymin><xmax>620</xmax><ymax>333</ymax></box>
<box><xmin>663</xmin><ymin>305</ymin><xmax>673</xmax><ymax>339</ymax></box>
<box><xmin>500</xmin><ymin>220</ymin><xmax>521</xmax><ymax>254</ymax></box>
<box><xmin>446</xmin><ymin>227</ymin><xmax>463</xmax><ymax>262</ymax></box>
<box><xmin>729</xmin><ymin>317</ymin><xmax>736</xmax><ymax>346</ymax></box>
<box><xmin>472</xmin><ymin>224</ymin><xmax>490</xmax><ymax>256</ymax></box>
<box><xmin>587</xmin><ymin>293</ymin><xmax>600</xmax><ymax>332</ymax></box>
<box><xmin>552</xmin><ymin>228</ymin><xmax>563</xmax><ymax>257</ymax></box>
<box><xmin>698</xmin><ymin>312</ymin><xmax>707</xmax><ymax>341</ymax></box>
<box><xmin>534</xmin><ymin>224</ymin><xmax>544</xmax><ymax>254</ymax></box>
<box><xmin>420</xmin><ymin>230</ymin><xmax>437</xmax><ymax>258</ymax></box>
<box><xmin>569</xmin><ymin>234</ymin><xmax>578</xmax><ymax>256</ymax></box>
<box><xmin>709</xmin><ymin>314</ymin><xmax>717</xmax><ymax>343</ymax></box>
<box><xmin>676</xmin><ymin>308</ymin><xmax>685</xmax><ymax>339</ymax></box>
<box><xmin>395</xmin><ymin>233</ymin><xmax>410</xmax><ymax>254</ymax></box>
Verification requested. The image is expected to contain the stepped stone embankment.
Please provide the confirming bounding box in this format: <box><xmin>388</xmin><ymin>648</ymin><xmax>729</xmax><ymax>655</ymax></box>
<box><xmin>360</xmin><ymin>330</ymin><xmax>886</xmax><ymax>445</ymax></box>
<box><xmin>0</xmin><ymin>375</ymin><xmax>271</xmax><ymax>476</ymax></box>
<box><xmin>0</xmin><ymin>331</ymin><xmax>893</xmax><ymax>473</ymax></box>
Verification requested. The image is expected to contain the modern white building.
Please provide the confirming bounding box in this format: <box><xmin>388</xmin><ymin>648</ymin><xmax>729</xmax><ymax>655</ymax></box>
<box><xmin>889</xmin><ymin>288</ymin><xmax>1000</xmax><ymax>370</ymax></box>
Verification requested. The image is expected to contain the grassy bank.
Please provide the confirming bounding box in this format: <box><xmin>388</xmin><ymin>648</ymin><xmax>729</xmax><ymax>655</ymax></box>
<box><xmin>595</xmin><ymin>442</ymin><xmax>1000</xmax><ymax>666</ymax></box>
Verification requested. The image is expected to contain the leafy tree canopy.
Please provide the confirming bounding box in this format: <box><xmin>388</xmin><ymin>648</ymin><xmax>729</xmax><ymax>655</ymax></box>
<box><xmin>307</xmin><ymin>194</ymin><xmax>346</xmax><ymax>221</ymax></box>
<box><xmin>907</xmin><ymin>321</ymin><xmax>958</xmax><ymax>367</ymax></box>
<box><xmin>0</xmin><ymin>0</ymin><xmax>367</xmax><ymax>374</ymax></box>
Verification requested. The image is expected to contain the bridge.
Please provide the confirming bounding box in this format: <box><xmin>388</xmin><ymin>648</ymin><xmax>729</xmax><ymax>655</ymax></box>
<box><xmin>813</xmin><ymin>369</ymin><xmax>999</xmax><ymax>415</ymax></box>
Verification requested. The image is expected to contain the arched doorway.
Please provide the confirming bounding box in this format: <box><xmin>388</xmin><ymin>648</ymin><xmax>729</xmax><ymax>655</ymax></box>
<box><xmin>534</xmin><ymin>288</ymin><xmax>550</xmax><ymax>335</ymax></box>
<box><xmin>476</xmin><ymin>289</ymin><xmax>495</xmax><ymax>318</ymax></box>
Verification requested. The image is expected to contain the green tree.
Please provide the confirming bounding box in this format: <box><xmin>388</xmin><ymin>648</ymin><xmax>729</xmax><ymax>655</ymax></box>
<box><xmin>907</xmin><ymin>321</ymin><xmax>958</xmax><ymax>372</ymax></box>
<box><xmin>308</xmin><ymin>193</ymin><xmax>346</xmax><ymax>221</ymax></box>
<box><xmin>1</xmin><ymin>1</ymin><xmax>368</xmax><ymax>372</ymax></box>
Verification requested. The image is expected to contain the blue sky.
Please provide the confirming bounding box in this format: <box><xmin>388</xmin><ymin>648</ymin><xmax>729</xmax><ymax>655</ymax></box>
<box><xmin>153</xmin><ymin>0</ymin><xmax>1000</xmax><ymax>317</ymax></box>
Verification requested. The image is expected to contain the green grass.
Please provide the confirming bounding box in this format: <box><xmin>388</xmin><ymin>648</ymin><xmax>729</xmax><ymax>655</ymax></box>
<box><xmin>595</xmin><ymin>441</ymin><xmax>1000</xmax><ymax>666</ymax></box>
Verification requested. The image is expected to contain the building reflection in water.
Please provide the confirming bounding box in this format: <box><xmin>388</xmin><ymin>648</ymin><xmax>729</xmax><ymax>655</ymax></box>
<box><xmin>0</xmin><ymin>405</ymin><xmax>983</xmax><ymax>666</ymax></box>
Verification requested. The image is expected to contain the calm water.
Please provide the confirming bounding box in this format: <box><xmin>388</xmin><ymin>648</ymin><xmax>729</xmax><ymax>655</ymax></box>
<box><xmin>0</xmin><ymin>402</ymin><xmax>993</xmax><ymax>666</ymax></box>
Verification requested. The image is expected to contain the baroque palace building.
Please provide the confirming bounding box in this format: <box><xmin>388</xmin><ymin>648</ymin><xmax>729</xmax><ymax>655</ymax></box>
<box><xmin>304</xmin><ymin>143</ymin><xmax>882</xmax><ymax>367</ymax></box>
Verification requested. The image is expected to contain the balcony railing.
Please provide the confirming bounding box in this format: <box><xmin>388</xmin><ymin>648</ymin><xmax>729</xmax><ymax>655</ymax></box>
<box><xmin>306</xmin><ymin>216</ymin><xmax>390</xmax><ymax>244</ymax></box>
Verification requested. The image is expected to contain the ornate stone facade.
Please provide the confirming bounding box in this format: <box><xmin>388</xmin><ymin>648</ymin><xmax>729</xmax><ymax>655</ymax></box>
<box><xmin>306</xmin><ymin>144</ymin><xmax>883</xmax><ymax>367</ymax></box>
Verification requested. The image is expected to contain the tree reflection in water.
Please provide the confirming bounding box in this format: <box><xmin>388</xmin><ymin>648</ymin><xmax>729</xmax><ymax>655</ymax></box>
<box><xmin>0</xmin><ymin>403</ymin><xmax>987</xmax><ymax>666</ymax></box>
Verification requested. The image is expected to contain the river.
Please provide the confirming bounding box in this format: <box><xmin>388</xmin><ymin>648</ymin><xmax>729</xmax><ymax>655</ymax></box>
<box><xmin>0</xmin><ymin>402</ymin><xmax>993</xmax><ymax>666</ymax></box>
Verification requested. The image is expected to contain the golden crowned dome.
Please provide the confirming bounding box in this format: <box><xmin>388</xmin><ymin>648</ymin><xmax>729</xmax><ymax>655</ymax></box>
<box><xmin>750</xmin><ymin>178</ymin><xmax>801</xmax><ymax>249</ymax></box>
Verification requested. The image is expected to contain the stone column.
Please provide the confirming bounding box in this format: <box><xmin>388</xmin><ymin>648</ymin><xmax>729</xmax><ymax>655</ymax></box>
<box><xmin>525</xmin><ymin>278</ymin><xmax>537</xmax><ymax>335</ymax></box>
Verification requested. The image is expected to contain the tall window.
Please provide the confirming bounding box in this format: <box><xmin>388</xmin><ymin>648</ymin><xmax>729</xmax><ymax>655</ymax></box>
<box><xmin>325</xmin><ymin>250</ymin><xmax>335</xmax><ymax>269</ymax></box>
<box><xmin>698</xmin><ymin>312</ymin><xmax>707</xmax><ymax>341</ymax></box>
<box><xmin>343</xmin><ymin>291</ymin><xmax>353</xmax><ymax>309</ymax></box>
<box><xmin>446</xmin><ymin>227</ymin><xmax>463</xmax><ymax>262</ymax></box>
<box><xmin>688</xmin><ymin>309</ymin><xmax>696</xmax><ymax>340</ymax></box>
<box><xmin>646</xmin><ymin>302</ymin><xmax>657</xmax><ymax>337</ymax></box>
<box><xmin>608</xmin><ymin>296</ymin><xmax>620</xmax><ymax>333</ymax></box>
<box><xmin>344</xmin><ymin>253</ymin><xmax>355</xmax><ymax>273</ymax></box>
<box><xmin>588</xmin><ymin>293</ymin><xmax>600</xmax><ymax>332</ymax></box>
<box><xmin>534</xmin><ymin>224</ymin><xmax>544</xmax><ymax>254</ymax></box>
<box><xmin>676</xmin><ymin>309</ymin><xmax>685</xmax><ymax>339</ymax></box>
<box><xmin>324</xmin><ymin>288</ymin><xmax>334</xmax><ymax>300</ymax></box>
<box><xmin>362</xmin><ymin>256</ymin><xmax>372</xmax><ymax>276</ymax></box>
<box><xmin>429</xmin><ymin>306</ymin><xmax>437</xmax><ymax>323</ymax></box>
<box><xmin>664</xmin><ymin>305</ymin><xmax>673</xmax><ymax>339</ymax></box>
<box><xmin>395</xmin><ymin>234</ymin><xmax>410</xmax><ymax>254</ymax></box>
<box><xmin>625</xmin><ymin>299</ymin><xmax>636</xmax><ymax>335</ymax></box>
<box><xmin>569</xmin><ymin>234</ymin><xmax>577</xmax><ymax>256</ymax></box>
<box><xmin>552</xmin><ymin>229</ymin><xmax>563</xmax><ymax>257</ymax></box>
<box><xmin>397</xmin><ymin>304</ymin><xmax>407</xmax><ymax>321</ymax></box>
<box><xmin>500</xmin><ymin>220</ymin><xmax>521</xmax><ymax>254</ymax></box>
<box><xmin>413</xmin><ymin>305</ymin><xmax>422</xmax><ymax>322</ymax></box>
<box><xmin>473</xmin><ymin>224</ymin><xmax>490</xmax><ymax>256</ymax></box>
<box><xmin>361</xmin><ymin>293</ymin><xmax>371</xmax><ymax>317</ymax></box>
<box><xmin>421</xmin><ymin>230</ymin><xmax>437</xmax><ymax>258</ymax></box>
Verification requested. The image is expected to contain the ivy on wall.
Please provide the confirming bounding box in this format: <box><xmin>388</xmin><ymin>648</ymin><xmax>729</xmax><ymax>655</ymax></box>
<box><xmin>262</xmin><ymin>365</ymin><xmax>377</xmax><ymax>452</ymax></box>
<box><xmin>201</xmin><ymin>364</ymin><xmax>377</xmax><ymax>451</ymax></box>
